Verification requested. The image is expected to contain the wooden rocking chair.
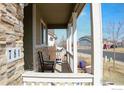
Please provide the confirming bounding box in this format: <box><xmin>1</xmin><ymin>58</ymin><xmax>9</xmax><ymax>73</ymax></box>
<box><xmin>38</xmin><ymin>51</ymin><xmax>55</xmax><ymax>72</ymax></box>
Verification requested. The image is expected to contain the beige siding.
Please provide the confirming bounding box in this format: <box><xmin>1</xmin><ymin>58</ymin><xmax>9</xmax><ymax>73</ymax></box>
<box><xmin>36</xmin><ymin>5</ymin><xmax>42</xmax><ymax>45</ymax></box>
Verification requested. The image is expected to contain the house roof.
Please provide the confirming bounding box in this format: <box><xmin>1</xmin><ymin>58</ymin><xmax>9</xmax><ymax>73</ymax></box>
<box><xmin>48</xmin><ymin>31</ymin><xmax>57</xmax><ymax>39</ymax></box>
<box><xmin>37</xmin><ymin>3</ymin><xmax>85</xmax><ymax>29</ymax></box>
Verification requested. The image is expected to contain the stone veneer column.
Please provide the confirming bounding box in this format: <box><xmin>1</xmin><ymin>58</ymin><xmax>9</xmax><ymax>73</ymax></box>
<box><xmin>0</xmin><ymin>4</ymin><xmax>24</xmax><ymax>85</ymax></box>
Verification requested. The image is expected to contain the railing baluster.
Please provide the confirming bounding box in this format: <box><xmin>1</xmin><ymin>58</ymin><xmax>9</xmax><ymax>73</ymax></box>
<box><xmin>23</xmin><ymin>81</ymin><xmax>93</xmax><ymax>86</ymax></box>
<box><xmin>22</xmin><ymin>71</ymin><xmax>93</xmax><ymax>86</ymax></box>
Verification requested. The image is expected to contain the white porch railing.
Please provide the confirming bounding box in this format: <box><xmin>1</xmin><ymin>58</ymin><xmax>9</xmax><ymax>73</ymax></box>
<box><xmin>66</xmin><ymin>51</ymin><xmax>74</xmax><ymax>72</ymax></box>
<box><xmin>22</xmin><ymin>71</ymin><xmax>93</xmax><ymax>86</ymax></box>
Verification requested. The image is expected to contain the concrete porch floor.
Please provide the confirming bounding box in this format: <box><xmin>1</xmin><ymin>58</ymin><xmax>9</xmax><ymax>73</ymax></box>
<box><xmin>55</xmin><ymin>62</ymin><xmax>72</xmax><ymax>73</ymax></box>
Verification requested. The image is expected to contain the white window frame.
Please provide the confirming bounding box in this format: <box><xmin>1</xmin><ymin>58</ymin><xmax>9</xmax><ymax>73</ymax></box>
<box><xmin>40</xmin><ymin>19</ymin><xmax>48</xmax><ymax>46</ymax></box>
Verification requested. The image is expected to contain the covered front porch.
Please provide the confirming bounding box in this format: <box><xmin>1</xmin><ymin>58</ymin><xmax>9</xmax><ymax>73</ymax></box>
<box><xmin>23</xmin><ymin>3</ymin><xmax>103</xmax><ymax>85</ymax></box>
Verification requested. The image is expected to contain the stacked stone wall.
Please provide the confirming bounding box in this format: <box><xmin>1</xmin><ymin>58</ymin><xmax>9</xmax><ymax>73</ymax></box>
<box><xmin>0</xmin><ymin>3</ymin><xmax>24</xmax><ymax>85</ymax></box>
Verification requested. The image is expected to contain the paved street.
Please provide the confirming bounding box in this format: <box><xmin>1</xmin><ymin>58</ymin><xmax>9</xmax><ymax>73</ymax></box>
<box><xmin>78</xmin><ymin>49</ymin><xmax>124</xmax><ymax>62</ymax></box>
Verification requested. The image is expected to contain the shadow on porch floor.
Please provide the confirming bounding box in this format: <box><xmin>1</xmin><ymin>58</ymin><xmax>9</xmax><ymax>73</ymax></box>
<box><xmin>55</xmin><ymin>62</ymin><xmax>72</xmax><ymax>73</ymax></box>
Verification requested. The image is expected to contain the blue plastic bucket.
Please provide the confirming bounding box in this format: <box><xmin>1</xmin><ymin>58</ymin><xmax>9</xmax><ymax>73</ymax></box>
<box><xmin>79</xmin><ymin>61</ymin><xmax>86</xmax><ymax>69</ymax></box>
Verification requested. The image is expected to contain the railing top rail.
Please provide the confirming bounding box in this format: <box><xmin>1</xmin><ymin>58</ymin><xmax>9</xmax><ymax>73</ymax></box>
<box><xmin>22</xmin><ymin>71</ymin><xmax>93</xmax><ymax>83</ymax></box>
<box><xmin>66</xmin><ymin>51</ymin><xmax>73</xmax><ymax>57</ymax></box>
<box><xmin>22</xmin><ymin>71</ymin><xmax>93</xmax><ymax>78</ymax></box>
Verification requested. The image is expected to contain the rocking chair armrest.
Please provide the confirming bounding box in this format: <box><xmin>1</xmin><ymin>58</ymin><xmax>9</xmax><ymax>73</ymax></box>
<box><xmin>44</xmin><ymin>60</ymin><xmax>55</xmax><ymax>64</ymax></box>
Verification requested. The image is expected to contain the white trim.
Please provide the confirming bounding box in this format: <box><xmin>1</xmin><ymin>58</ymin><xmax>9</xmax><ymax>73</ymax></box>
<box><xmin>73</xmin><ymin>29</ymin><xmax>78</xmax><ymax>73</ymax></box>
<box><xmin>32</xmin><ymin>4</ymin><xmax>37</xmax><ymax>71</ymax></box>
<box><xmin>67</xmin><ymin>24</ymin><xmax>70</xmax><ymax>65</ymax></box>
<box><xmin>66</xmin><ymin>29</ymin><xmax>69</xmax><ymax>51</ymax></box>
<box><xmin>68</xmin><ymin>24</ymin><xmax>71</xmax><ymax>53</ymax></box>
<box><xmin>23</xmin><ymin>76</ymin><xmax>93</xmax><ymax>83</ymax></box>
<box><xmin>69</xmin><ymin>25</ymin><xmax>72</xmax><ymax>53</ymax></box>
<box><xmin>72</xmin><ymin>12</ymin><xmax>78</xmax><ymax>73</ymax></box>
<box><xmin>46</xmin><ymin>28</ymin><xmax>48</xmax><ymax>46</ymax></box>
<box><xmin>91</xmin><ymin>3</ymin><xmax>103</xmax><ymax>86</ymax></box>
<box><xmin>66</xmin><ymin>27</ymin><xmax>70</xmax><ymax>66</ymax></box>
<box><xmin>40</xmin><ymin>19</ymin><xmax>48</xmax><ymax>46</ymax></box>
<box><xmin>22</xmin><ymin>71</ymin><xmax>93</xmax><ymax>83</ymax></box>
<box><xmin>6</xmin><ymin>47</ymin><xmax>22</xmax><ymax>63</ymax></box>
<box><xmin>66</xmin><ymin>50</ymin><xmax>73</xmax><ymax>57</ymax></box>
<box><xmin>43</xmin><ymin>26</ymin><xmax>46</xmax><ymax>44</ymax></box>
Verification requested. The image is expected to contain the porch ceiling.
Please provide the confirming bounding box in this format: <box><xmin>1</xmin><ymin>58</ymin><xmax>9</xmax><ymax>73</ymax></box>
<box><xmin>37</xmin><ymin>3</ymin><xmax>85</xmax><ymax>29</ymax></box>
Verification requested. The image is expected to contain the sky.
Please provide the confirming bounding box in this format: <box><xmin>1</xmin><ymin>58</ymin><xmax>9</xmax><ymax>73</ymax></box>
<box><xmin>77</xmin><ymin>4</ymin><xmax>91</xmax><ymax>39</ymax></box>
<box><xmin>55</xmin><ymin>3</ymin><xmax>124</xmax><ymax>43</ymax></box>
<box><xmin>102</xmin><ymin>3</ymin><xmax>124</xmax><ymax>40</ymax></box>
<box><xmin>54</xmin><ymin>29</ymin><xmax>66</xmax><ymax>44</ymax></box>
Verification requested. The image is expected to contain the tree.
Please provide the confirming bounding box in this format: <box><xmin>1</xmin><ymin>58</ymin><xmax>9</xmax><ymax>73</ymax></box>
<box><xmin>58</xmin><ymin>35</ymin><xmax>66</xmax><ymax>48</ymax></box>
<box><xmin>106</xmin><ymin>21</ymin><xmax>124</xmax><ymax>70</ymax></box>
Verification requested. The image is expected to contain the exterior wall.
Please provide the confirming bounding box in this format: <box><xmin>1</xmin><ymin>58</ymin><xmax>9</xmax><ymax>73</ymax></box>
<box><xmin>33</xmin><ymin>4</ymin><xmax>43</xmax><ymax>71</ymax></box>
<box><xmin>0</xmin><ymin>4</ymin><xmax>24</xmax><ymax>85</ymax></box>
<box><xmin>36</xmin><ymin>5</ymin><xmax>42</xmax><ymax>45</ymax></box>
<box><xmin>24</xmin><ymin>4</ymin><xmax>33</xmax><ymax>70</ymax></box>
<box><xmin>33</xmin><ymin>4</ymin><xmax>57</xmax><ymax>71</ymax></box>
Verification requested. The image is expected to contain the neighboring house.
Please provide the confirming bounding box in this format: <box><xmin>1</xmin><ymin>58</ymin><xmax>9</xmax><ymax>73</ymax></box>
<box><xmin>56</xmin><ymin>47</ymin><xmax>65</xmax><ymax>62</ymax></box>
<box><xmin>103</xmin><ymin>38</ymin><xmax>124</xmax><ymax>49</ymax></box>
<box><xmin>103</xmin><ymin>39</ymin><xmax>113</xmax><ymax>49</ymax></box>
<box><xmin>117</xmin><ymin>40</ymin><xmax>124</xmax><ymax>47</ymax></box>
<box><xmin>48</xmin><ymin>31</ymin><xmax>57</xmax><ymax>47</ymax></box>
